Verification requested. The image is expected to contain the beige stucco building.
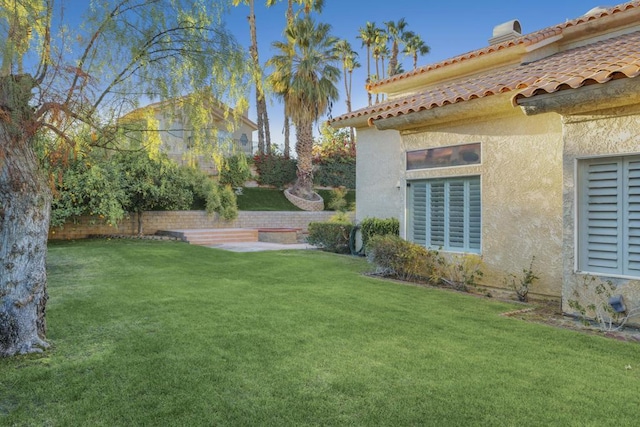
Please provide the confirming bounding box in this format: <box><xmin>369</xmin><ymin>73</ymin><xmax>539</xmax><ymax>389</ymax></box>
<box><xmin>121</xmin><ymin>96</ymin><xmax>257</xmax><ymax>175</ymax></box>
<box><xmin>332</xmin><ymin>2</ymin><xmax>640</xmax><ymax>310</ymax></box>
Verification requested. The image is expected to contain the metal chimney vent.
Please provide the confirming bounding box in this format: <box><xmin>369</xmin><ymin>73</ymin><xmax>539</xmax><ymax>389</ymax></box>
<box><xmin>489</xmin><ymin>19</ymin><xmax>522</xmax><ymax>45</ymax></box>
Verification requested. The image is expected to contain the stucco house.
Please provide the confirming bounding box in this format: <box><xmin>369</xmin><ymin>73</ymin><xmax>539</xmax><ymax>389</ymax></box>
<box><xmin>120</xmin><ymin>96</ymin><xmax>257</xmax><ymax>175</ymax></box>
<box><xmin>331</xmin><ymin>2</ymin><xmax>640</xmax><ymax>309</ymax></box>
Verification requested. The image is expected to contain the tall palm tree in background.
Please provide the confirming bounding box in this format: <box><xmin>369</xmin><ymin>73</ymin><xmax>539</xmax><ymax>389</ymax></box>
<box><xmin>385</xmin><ymin>18</ymin><xmax>408</xmax><ymax>76</ymax></box>
<box><xmin>335</xmin><ymin>39</ymin><xmax>360</xmax><ymax>142</ymax></box>
<box><xmin>277</xmin><ymin>0</ymin><xmax>325</xmax><ymax>158</ymax></box>
<box><xmin>357</xmin><ymin>22</ymin><xmax>378</xmax><ymax>106</ymax></box>
<box><xmin>404</xmin><ymin>31</ymin><xmax>430</xmax><ymax>69</ymax></box>
<box><xmin>371</xmin><ymin>29</ymin><xmax>387</xmax><ymax>103</ymax></box>
<box><xmin>233</xmin><ymin>0</ymin><xmax>272</xmax><ymax>155</ymax></box>
<box><xmin>268</xmin><ymin>16</ymin><xmax>340</xmax><ymax>200</ymax></box>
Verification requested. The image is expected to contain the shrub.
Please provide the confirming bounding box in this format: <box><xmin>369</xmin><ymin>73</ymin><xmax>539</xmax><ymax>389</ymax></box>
<box><xmin>435</xmin><ymin>253</ymin><xmax>484</xmax><ymax>292</ymax></box>
<box><xmin>307</xmin><ymin>222</ymin><xmax>354</xmax><ymax>254</ymax></box>
<box><xmin>253</xmin><ymin>154</ymin><xmax>297</xmax><ymax>188</ymax></box>
<box><xmin>314</xmin><ymin>158</ymin><xmax>355</xmax><ymax>188</ymax></box>
<box><xmin>504</xmin><ymin>256</ymin><xmax>539</xmax><ymax>302</ymax></box>
<box><xmin>219</xmin><ymin>154</ymin><xmax>251</xmax><ymax>187</ymax></box>
<box><xmin>366</xmin><ymin>234</ymin><xmax>440</xmax><ymax>282</ymax></box>
<box><xmin>360</xmin><ymin>217</ymin><xmax>400</xmax><ymax>247</ymax></box>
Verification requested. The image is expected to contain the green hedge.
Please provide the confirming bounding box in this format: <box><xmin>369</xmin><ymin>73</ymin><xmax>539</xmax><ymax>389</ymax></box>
<box><xmin>360</xmin><ymin>217</ymin><xmax>400</xmax><ymax>247</ymax></box>
<box><xmin>253</xmin><ymin>154</ymin><xmax>297</xmax><ymax>188</ymax></box>
<box><xmin>307</xmin><ymin>222</ymin><xmax>354</xmax><ymax>254</ymax></box>
<box><xmin>314</xmin><ymin>159</ymin><xmax>355</xmax><ymax>189</ymax></box>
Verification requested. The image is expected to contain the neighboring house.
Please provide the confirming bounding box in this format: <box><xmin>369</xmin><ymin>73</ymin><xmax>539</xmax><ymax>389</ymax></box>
<box><xmin>331</xmin><ymin>2</ymin><xmax>640</xmax><ymax>309</ymax></box>
<box><xmin>120</xmin><ymin>96</ymin><xmax>258</xmax><ymax>175</ymax></box>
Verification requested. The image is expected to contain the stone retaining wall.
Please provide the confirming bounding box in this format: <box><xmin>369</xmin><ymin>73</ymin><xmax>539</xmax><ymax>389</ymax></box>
<box><xmin>49</xmin><ymin>210</ymin><xmax>338</xmax><ymax>240</ymax></box>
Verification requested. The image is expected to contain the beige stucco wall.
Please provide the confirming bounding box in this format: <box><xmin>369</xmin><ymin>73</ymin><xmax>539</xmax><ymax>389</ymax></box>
<box><xmin>354</xmin><ymin>127</ymin><xmax>404</xmax><ymax>224</ymax></box>
<box><xmin>562</xmin><ymin>103</ymin><xmax>640</xmax><ymax>311</ymax></box>
<box><xmin>359</xmin><ymin>105</ymin><xmax>564</xmax><ymax>296</ymax></box>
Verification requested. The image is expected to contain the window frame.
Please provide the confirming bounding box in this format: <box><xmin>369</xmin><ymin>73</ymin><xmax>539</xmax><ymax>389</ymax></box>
<box><xmin>577</xmin><ymin>155</ymin><xmax>640</xmax><ymax>279</ymax></box>
<box><xmin>408</xmin><ymin>175</ymin><xmax>482</xmax><ymax>254</ymax></box>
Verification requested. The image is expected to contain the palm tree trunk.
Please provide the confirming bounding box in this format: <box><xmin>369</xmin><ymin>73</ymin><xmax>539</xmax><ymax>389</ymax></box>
<box><xmin>366</xmin><ymin>45</ymin><xmax>372</xmax><ymax>106</ymax></box>
<box><xmin>291</xmin><ymin>119</ymin><xmax>314</xmax><ymax>200</ymax></box>
<box><xmin>261</xmin><ymin>99</ymin><xmax>271</xmax><ymax>154</ymax></box>
<box><xmin>283</xmin><ymin>115</ymin><xmax>290</xmax><ymax>158</ymax></box>
<box><xmin>389</xmin><ymin>40</ymin><xmax>398</xmax><ymax>76</ymax></box>
<box><xmin>248</xmin><ymin>0</ymin><xmax>266</xmax><ymax>154</ymax></box>
<box><xmin>0</xmin><ymin>75</ymin><xmax>51</xmax><ymax>357</ymax></box>
<box><xmin>348</xmin><ymin>69</ymin><xmax>355</xmax><ymax>143</ymax></box>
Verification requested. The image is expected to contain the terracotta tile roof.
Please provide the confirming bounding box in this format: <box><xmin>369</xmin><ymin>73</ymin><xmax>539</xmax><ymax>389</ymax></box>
<box><xmin>332</xmin><ymin>2</ymin><xmax>640</xmax><ymax>126</ymax></box>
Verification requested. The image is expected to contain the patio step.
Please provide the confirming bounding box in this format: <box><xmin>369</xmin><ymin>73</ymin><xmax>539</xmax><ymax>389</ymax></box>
<box><xmin>157</xmin><ymin>228</ymin><xmax>259</xmax><ymax>246</ymax></box>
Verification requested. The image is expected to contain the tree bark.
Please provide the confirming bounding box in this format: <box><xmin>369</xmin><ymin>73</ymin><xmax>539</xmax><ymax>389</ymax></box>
<box><xmin>291</xmin><ymin>120</ymin><xmax>314</xmax><ymax>200</ymax></box>
<box><xmin>0</xmin><ymin>75</ymin><xmax>51</xmax><ymax>357</ymax></box>
<box><xmin>283</xmin><ymin>115</ymin><xmax>290</xmax><ymax>158</ymax></box>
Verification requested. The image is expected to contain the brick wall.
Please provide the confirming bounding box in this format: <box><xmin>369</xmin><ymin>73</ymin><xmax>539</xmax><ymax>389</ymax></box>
<box><xmin>49</xmin><ymin>210</ymin><xmax>338</xmax><ymax>240</ymax></box>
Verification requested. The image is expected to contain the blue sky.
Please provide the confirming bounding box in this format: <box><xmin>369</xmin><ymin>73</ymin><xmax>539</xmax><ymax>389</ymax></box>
<box><xmin>51</xmin><ymin>1</ymin><xmax>610</xmax><ymax>147</ymax></box>
<box><xmin>224</xmin><ymin>0</ymin><xmax>607</xmax><ymax>147</ymax></box>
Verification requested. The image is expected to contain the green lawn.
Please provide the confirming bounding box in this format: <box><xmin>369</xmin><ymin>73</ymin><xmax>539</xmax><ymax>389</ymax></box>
<box><xmin>2</xmin><ymin>240</ymin><xmax>639</xmax><ymax>425</ymax></box>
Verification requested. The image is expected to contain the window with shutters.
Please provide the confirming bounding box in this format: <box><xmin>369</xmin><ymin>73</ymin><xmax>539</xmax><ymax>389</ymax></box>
<box><xmin>408</xmin><ymin>176</ymin><xmax>481</xmax><ymax>253</ymax></box>
<box><xmin>578</xmin><ymin>156</ymin><xmax>640</xmax><ymax>277</ymax></box>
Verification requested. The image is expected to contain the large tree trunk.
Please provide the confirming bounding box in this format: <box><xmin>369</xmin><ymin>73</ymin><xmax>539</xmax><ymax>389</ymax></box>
<box><xmin>283</xmin><ymin>115</ymin><xmax>290</xmax><ymax>158</ymax></box>
<box><xmin>291</xmin><ymin>121</ymin><xmax>314</xmax><ymax>200</ymax></box>
<box><xmin>0</xmin><ymin>75</ymin><xmax>51</xmax><ymax>357</ymax></box>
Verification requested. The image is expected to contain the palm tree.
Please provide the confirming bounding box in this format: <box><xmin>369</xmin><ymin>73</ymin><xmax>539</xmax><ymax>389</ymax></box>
<box><xmin>233</xmin><ymin>0</ymin><xmax>272</xmax><ymax>154</ymax></box>
<box><xmin>357</xmin><ymin>22</ymin><xmax>378</xmax><ymax>106</ymax></box>
<box><xmin>268</xmin><ymin>16</ymin><xmax>340</xmax><ymax>200</ymax></box>
<box><xmin>404</xmin><ymin>31</ymin><xmax>430</xmax><ymax>69</ymax></box>
<box><xmin>279</xmin><ymin>0</ymin><xmax>325</xmax><ymax>158</ymax></box>
<box><xmin>335</xmin><ymin>39</ymin><xmax>360</xmax><ymax>142</ymax></box>
<box><xmin>385</xmin><ymin>18</ymin><xmax>408</xmax><ymax>76</ymax></box>
<box><xmin>372</xmin><ymin>30</ymin><xmax>387</xmax><ymax>103</ymax></box>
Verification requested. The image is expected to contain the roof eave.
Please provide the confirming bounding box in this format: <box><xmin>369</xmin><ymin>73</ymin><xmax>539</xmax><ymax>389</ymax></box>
<box><xmin>516</xmin><ymin>76</ymin><xmax>640</xmax><ymax>116</ymax></box>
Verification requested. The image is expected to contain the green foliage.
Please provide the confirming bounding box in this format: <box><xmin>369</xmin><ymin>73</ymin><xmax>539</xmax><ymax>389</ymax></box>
<box><xmin>253</xmin><ymin>154</ymin><xmax>297</xmax><ymax>188</ymax></box>
<box><xmin>219</xmin><ymin>154</ymin><xmax>251</xmax><ymax>188</ymax></box>
<box><xmin>360</xmin><ymin>217</ymin><xmax>400</xmax><ymax>247</ymax></box>
<box><xmin>313</xmin><ymin>123</ymin><xmax>356</xmax><ymax>188</ymax></box>
<box><xmin>307</xmin><ymin>222</ymin><xmax>354</xmax><ymax>254</ymax></box>
<box><xmin>50</xmin><ymin>157</ymin><xmax>126</xmax><ymax>228</ymax></box>
<box><xmin>313</xmin><ymin>123</ymin><xmax>356</xmax><ymax>161</ymax></box>
<box><xmin>504</xmin><ymin>256</ymin><xmax>539</xmax><ymax>302</ymax></box>
<box><xmin>114</xmin><ymin>152</ymin><xmax>193</xmax><ymax>215</ymax></box>
<box><xmin>218</xmin><ymin>185</ymin><xmax>239</xmax><ymax>220</ymax></box>
<box><xmin>314</xmin><ymin>159</ymin><xmax>356</xmax><ymax>188</ymax></box>
<box><xmin>50</xmin><ymin>151</ymin><xmax>239</xmax><ymax>230</ymax></box>
<box><xmin>327</xmin><ymin>186</ymin><xmax>350</xmax><ymax>212</ymax></box>
<box><xmin>180</xmin><ymin>166</ymin><xmax>237</xmax><ymax>219</ymax></box>
<box><xmin>366</xmin><ymin>235</ymin><xmax>440</xmax><ymax>282</ymax></box>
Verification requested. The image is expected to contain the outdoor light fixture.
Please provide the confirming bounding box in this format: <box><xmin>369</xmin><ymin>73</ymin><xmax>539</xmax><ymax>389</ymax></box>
<box><xmin>608</xmin><ymin>295</ymin><xmax>626</xmax><ymax>313</ymax></box>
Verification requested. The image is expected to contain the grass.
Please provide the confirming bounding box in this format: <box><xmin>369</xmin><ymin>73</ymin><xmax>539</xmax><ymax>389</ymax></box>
<box><xmin>235</xmin><ymin>187</ymin><xmax>302</xmax><ymax>211</ymax></box>
<box><xmin>236</xmin><ymin>186</ymin><xmax>355</xmax><ymax>211</ymax></box>
<box><xmin>2</xmin><ymin>240</ymin><xmax>639</xmax><ymax>425</ymax></box>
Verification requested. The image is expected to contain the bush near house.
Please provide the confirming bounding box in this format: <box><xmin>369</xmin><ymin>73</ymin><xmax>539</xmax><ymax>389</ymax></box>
<box><xmin>360</xmin><ymin>217</ymin><xmax>400</xmax><ymax>247</ymax></box>
<box><xmin>307</xmin><ymin>221</ymin><xmax>354</xmax><ymax>254</ymax></box>
<box><xmin>366</xmin><ymin>234</ymin><xmax>440</xmax><ymax>282</ymax></box>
